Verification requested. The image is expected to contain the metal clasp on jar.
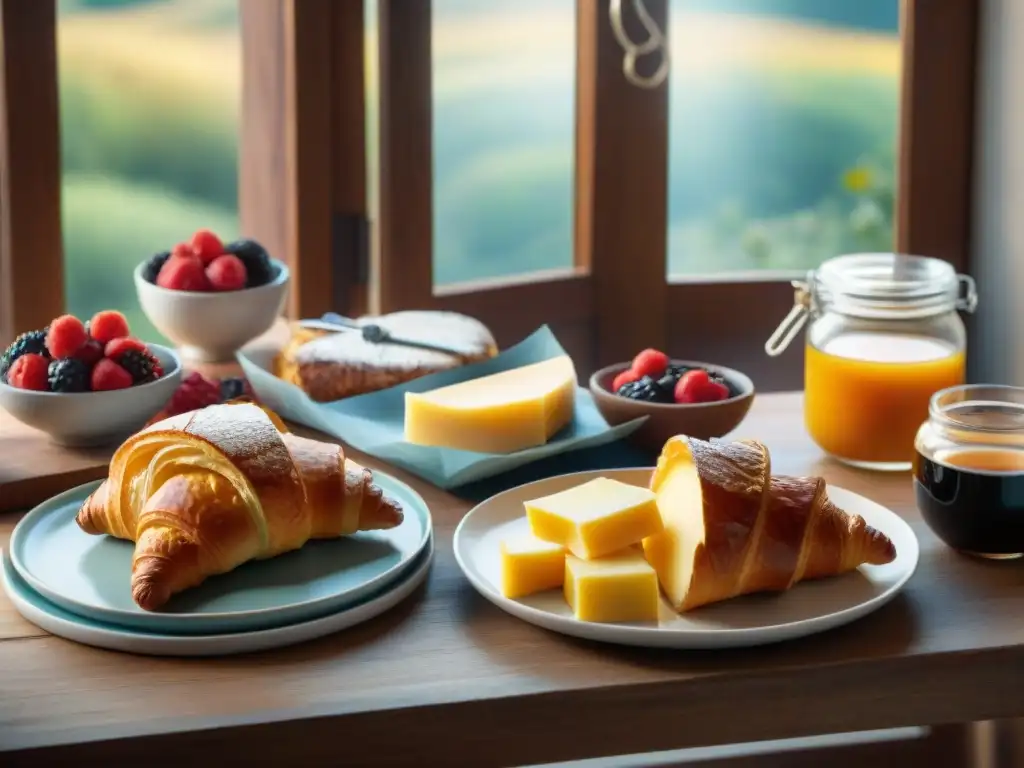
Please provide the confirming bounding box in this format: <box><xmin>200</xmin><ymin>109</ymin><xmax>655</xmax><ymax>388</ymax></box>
<box><xmin>764</xmin><ymin>279</ymin><xmax>813</xmax><ymax>358</ymax></box>
<box><xmin>763</xmin><ymin>270</ymin><xmax>979</xmax><ymax>358</ymax></box>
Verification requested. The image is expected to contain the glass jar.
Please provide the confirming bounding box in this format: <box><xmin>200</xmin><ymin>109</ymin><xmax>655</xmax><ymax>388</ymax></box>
<box><xmin>766</xmin><ymin>253</ymin><xmax>977</xmax><ymax>471</ymax></box>
<box><xmin>914</xmin><ymin>385</ymin><xmax>1024</xmax><ymax>559</ymax></box>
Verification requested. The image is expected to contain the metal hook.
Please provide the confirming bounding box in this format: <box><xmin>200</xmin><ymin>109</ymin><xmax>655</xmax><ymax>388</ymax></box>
<box><xmin>609</xmin><ymin>0</ymin><xmax>670</xmax><ymax>89</ymax></box>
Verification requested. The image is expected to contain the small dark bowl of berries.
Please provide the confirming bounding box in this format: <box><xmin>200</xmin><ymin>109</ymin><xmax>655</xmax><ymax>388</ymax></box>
<box><xmin>0</xmin><ymin>310</ymin><xmax>183</xmax><ymax>447</ymax></box>
<box><xmin>589</xmin><ymin>348</ymin><xmax>755</xmax><ymax>453</ymax></box>
<box><xmin>134</xmin><ymin>229</ymin><xmax>290</xmax><ymax>365</ymax></box>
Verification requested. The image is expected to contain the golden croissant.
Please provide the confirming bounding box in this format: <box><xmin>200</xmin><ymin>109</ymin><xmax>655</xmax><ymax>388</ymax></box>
<box><xmin>76</xmin><ymin>402</ymin><xmax>404</xmax><ymax>611</ymax></box>
<box><xmin>643</xmin><ymin>436</ymin><xmax>896</xmax><ymax>612</ymax></box>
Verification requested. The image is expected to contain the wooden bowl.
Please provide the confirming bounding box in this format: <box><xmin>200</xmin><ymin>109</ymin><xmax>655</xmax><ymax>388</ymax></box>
<box><xmin>589</xmin><ymin>360</ymin><xmax>756</xmax><ymax>454</ymax></box>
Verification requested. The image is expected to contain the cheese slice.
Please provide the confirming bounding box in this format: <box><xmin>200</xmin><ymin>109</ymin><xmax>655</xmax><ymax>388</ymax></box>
<box><xmin>499</xmin><ymin>533</ymin><xmax>565</xmax><ymax>599</ymax></box>
<box><xmin>404</xmin><ymin>355</ymin><xmax>576</xmax><ymax>453</ymax></box>
<box><xmin>525</xmin><ymin>477</ymin><xmax>663</xmax><ymax>560</ymax></box>
<box><xmin>564</xmin><ymin>549</ymin><xmax>659</xmax><ymax>623</ymax></box>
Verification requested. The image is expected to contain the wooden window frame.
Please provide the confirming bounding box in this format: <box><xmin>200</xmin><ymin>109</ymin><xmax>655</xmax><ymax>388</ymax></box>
<box><xmin>0</xmin><ymin>0</ymin><xmax>979</xmax><ymax>395</ymax></box>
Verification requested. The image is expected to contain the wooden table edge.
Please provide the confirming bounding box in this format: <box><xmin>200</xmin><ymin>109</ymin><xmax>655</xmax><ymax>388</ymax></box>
<box><xmin>2</xmin><ymin>643</ymin><xmax>1020</xmax><ymax>766</ymax></box>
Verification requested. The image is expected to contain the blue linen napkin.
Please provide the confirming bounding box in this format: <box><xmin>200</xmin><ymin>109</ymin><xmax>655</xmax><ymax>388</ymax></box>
<box><xmin>238</xmin><ymin>325</ymin><xmax>646</xmax><ymax>489</ymax></box>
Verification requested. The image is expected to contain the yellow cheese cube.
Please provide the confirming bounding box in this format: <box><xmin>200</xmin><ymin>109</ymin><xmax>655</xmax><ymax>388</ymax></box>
<box><xmin>525</xmin><ymin>477</ymin><xmax>663</xmax><ymax>559</ymax></box>
<box><xmin>499</xmin><ymin>534</ymin><xmax>566</xmax><ymax>599</ymax></box>
<box><xmin>564</xmin><ymin>550</ymin><xmax>659</xmax><ymax>623</ymax></box>
<box><xmin>404</xmin><ymin>356</ymin><xmax>576</xmax><ymax>453</ymax></box>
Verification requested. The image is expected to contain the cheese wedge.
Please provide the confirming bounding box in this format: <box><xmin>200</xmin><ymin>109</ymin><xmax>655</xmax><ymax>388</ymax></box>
<box><xmin>403</xmin><ymin>355</ymin><xmax>576</xmax><ymax>453</ymax></box>
<box><xmin>499</xmin><ymin>533</ymin><xmax>565</xmax><ymax>599</ymax></box>
<box><xmin>564</xmin><ymin>549</ymin><xmax>659</xmax><ymax>623</ymax></box>
<box><xmin>525</xmin><ymin>477</ymin><xmax>663</xmax><ymax>559</ymax></box>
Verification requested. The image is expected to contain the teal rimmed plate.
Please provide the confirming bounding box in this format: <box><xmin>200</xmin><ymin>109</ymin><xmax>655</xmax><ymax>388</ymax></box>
<box><xmin>8</xmin><ymin>470</ymin><xmax>431</xmax><ymax>635</ymax></box>
<box><xmin>1</xmin><ymin>542</ymin><xmax>433</xmax><ymax>656</ymax></box>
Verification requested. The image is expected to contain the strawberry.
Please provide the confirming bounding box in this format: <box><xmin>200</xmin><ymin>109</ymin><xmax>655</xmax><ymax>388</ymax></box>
<box><xmin>631</xmin><ymin>348</ymin><xmax>669</xmax><ymax>380</ymax></box>
<box><xmin>190</xmin><ymin>229</ymin><xmax>225</xmax><ymax>265</ymax></box>
<box><xmin>45</xmin><ymin>315</ymin><xmax>88</xmax><ymax>359</ymax></box>
<box><xmin>91</xmin><ymin>358</ymin><xmax>133</xmax><ymax>391</ymax></box>
<box><xmin>171</xmin><ymin>242</ymin><xmax>196</xmax><ymax>260</ymax></box>
<box><xmin>6</xmin><ymin>353</ymin><xmax>49</xmax><ymax>390</ymax></box>
<box><xmin>205</xmin><ymin>254</ymin><xmax>247</xmax><ymax>291</ymax></box>
<box><xmin>88</xmin><ymin>310</ymin><xmax>131</xmax><ymax>345</ymax></box>
<box><xmin>157</xmin><ymin>253</ymin><xmax>211</xmax><ymax>292</ymax></box>
<box><xmin>674</xmin><ymin>369</ymin><xmax>730</xmax><ymax>404</ymax></box>
<box><xmin>612</xmin><ymin>369</ymin><xmax>638</xmax><ymax>393</ymax></box>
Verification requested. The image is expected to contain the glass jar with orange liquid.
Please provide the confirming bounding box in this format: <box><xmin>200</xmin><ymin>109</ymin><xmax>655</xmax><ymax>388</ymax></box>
<box><xmin>765</xmin><ymin>253</ymin><xmax>978</xmax><ymax>471</ymax></box>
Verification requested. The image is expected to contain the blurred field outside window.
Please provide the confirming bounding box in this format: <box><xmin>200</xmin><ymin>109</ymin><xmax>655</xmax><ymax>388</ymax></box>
<box><xmin>667</xmin><ymin>0</ymin><xmax>901</xmax><ymax>276</ymax></box>
<box><xmin>57</xmin><ymin>0</ymin><xmax>902</xmax><ymax>339</ymax></box>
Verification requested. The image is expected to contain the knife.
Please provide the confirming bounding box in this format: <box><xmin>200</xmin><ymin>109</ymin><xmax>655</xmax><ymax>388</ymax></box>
<box><xmin>298</xmin><ymin>313</ymin><xmax>473</xmax><ymax>359</ymax></box>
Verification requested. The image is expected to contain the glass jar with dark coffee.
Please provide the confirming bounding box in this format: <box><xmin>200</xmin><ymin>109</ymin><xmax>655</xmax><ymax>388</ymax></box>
<box><xmin>913</xmin><ymin>385</ymin><xmax>1024</xmax><ymax>559</ymax></box>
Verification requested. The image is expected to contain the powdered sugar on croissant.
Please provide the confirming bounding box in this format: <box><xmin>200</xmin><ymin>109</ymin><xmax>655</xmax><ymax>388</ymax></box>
<box><xmin>76</xmin><ymin>402</ymin><xmax>403</xmax><ymax>611</ymax></box>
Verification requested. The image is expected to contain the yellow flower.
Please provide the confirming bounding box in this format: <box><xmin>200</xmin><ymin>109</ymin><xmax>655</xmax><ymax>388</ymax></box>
<box><xmin>843</xmin><ymin>166</ymin><xmax>873</xmax><ymax>192</ymax></box>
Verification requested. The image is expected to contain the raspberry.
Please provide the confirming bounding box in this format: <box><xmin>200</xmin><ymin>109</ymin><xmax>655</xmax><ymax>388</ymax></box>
<box><xmin>0</xmin><ymin>329</ymin><xmax>48</xmax><ymax>380</ymax></box>
<box><xmin>630</xmin><ymin>348</ymin><xmax>669</xmax><ymax>380</ymax></box>
<box><xmin>46</xmin><ymin>315</ymin><xmax>88</xmax><ymax>359</ymax></box>
<box><xmin>171</xmin><ymin>242</ymin><xmax>196</xmax><ymax>259</ymax></box>
<box><xmin>6</xmin><ymin>353</ymin><xmax>49</xmax><ymax>390</ymax></box>
<box><xmin>205</xmin><ymin>254</ymin><xmax>247</xmax><ymax>291</ymax></box>
<box><xmin>157</xmin><ymin>253</ymin><xmax>211</xmax><ymax>292</ymax></box>
<box><xmin>612</xmin><ymin>369</ymin><xmax>638</xmax><ymax>393</ymax></box>
<box><xmin>190</xmin><ymin>229</ymin><xmax>225</xmax><ymax>266</ymax></box>
<box><xmin>674</xmin><ymin>369</ymin><xmax>730</xmax><ymax>404</ymax></box>
<box><xmin>91</xmin><ymin>358</ymin><xmax>134</xmax><ymax>391</ymax></box>
<box><xmin>88</xmin><ymin>310</ymin><xmax>131</xmax><ymax>345</ymax></box>
<box><xmin>104</xmin><ymin>336</ymin><xmax>149</xmax><ymax>360</ymax></box>
<box><xmin>73</xmin><ymin>339</ymin><xmax>104</xmax><ymax>368</ymax></box>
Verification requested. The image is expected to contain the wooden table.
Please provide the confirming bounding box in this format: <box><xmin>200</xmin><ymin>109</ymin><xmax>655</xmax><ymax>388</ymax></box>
<box><xmin>1</xmin><ymin>393</ymin><xmax>1023</xmax><ymax>766</ymax></box>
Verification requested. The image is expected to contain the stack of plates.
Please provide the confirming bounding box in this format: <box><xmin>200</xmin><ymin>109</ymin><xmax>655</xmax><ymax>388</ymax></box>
<box><xmin>1</xmin><ymin>472</ymin><xmax>433</xmax><ymax>656</ymax></box>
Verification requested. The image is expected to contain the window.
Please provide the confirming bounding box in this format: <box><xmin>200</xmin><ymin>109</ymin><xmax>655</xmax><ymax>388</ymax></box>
<box><xmin>666</xmin><ymin>0</ymin><xmax>901</xmax><ymax>277</ymax></box>
<box><xmin>57</xmin><ymin>0</ymin><xmax>241</xmax><ymax>341</ymax></box>
<box><xmin>0</xmin><ymin>0</ymin><xmax>979</xmax><ymax>397</ymax></box>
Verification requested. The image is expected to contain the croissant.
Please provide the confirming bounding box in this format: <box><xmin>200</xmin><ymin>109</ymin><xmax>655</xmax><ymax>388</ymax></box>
<box><xmin>642</xmin><ymin>435</ymin><xmax>896</xmax><ymax>612</ymax></box>
<box><xmin>76</xmin><ymin>402</ymin><xmax>404</xmax><ymax>611</ymax></box>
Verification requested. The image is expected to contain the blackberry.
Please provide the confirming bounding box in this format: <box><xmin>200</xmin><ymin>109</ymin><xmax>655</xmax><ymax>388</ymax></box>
<box><xmin>48</xmin><ymin>358</ymin><xmax>90</xmax><ymax>393</ymax></box>
<box><xmin>142</xmin><ymin>250</ymin><xmax>172</xmax><ymax>283</ymax></box>
<box><xmin>1</xmin><ymin>329</ymin><xmax>49</xmax><ymax>382</ymax></box>
<box><xmin>225</xmin><ymin>239</ymin><xmax>275</xmax><ymax>287</ymax></box>
<box><xmin>117</xmin><ymin>349</ymin><xmax>157</xmax><ymax>384</ymax></box>
<box><xmin>619</xmin><ymin>375</ymin><xmax>673</xmax><ymax>403</ymax></box>
<box><xmin>219</xmin><ymin>376</ymin><xmax>248</xmax><ymax>402</ymax></box>
<box><xmin>666</xmin><ymin>363</ymin><xmax>692</xmax><ymax>379</ymax></box>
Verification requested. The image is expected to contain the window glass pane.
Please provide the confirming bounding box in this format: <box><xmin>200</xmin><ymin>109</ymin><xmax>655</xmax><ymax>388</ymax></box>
<box><xmin>667</xmin><ymin>0</ymin><xmax>901</xmax><ymax>276</ymax></box>
<box><xmin>432</xmin><ymin>0</ymin><xmax>576</xmax><ymax>287</ymax></box>
<box><xmin>58</xmin><ymin>0</ymin><xmax>240</xmax><ymax>339</ymax></box>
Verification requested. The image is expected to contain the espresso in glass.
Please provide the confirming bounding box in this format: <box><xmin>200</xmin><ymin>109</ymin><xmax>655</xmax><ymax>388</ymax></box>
<box><xmin>914</xmin><ymin>385</ymin><xmax>1024</xmax><ymax>559</ymax></box>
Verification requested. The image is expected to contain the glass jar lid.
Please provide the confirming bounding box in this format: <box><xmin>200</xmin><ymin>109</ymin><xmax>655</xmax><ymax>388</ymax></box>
<box><xmin>814</xmin><ymin>253</ymin><xmax>974</xmax><ymax>318</ymax></box>
<box><xmin>765</xmin><ymin>252</ymin><xmax>977</xmax><ymax>357</ymax></box>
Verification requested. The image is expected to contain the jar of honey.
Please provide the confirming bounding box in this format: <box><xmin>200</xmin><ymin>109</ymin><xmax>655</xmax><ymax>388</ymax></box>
<box><xmin>766</xmin><ymin>253</ymin><xmax>977</xmax><ymax>471</ymax></box>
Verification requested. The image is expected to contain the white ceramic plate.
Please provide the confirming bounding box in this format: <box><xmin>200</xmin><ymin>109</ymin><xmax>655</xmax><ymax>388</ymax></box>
<box><xmin>0</xmin><ymin>538</ymin><xmax>432</xmax><ymax>657</ymax></box>
<box><xmin>453</xmin><ymin>468</ymin><xmax>919</xmax><ymax>649</ymax></box>
<box><xmin>8</xmin><ymin>471</ymin><xmax>432</xmax><ymax>635</ymax></box>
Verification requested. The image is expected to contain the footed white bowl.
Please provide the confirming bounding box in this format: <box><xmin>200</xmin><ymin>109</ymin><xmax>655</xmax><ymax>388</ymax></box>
<box><xmin>134</xmin><ymin>258</ymin><xmax>289</xmax><ymax>364</ymax></box>
<box><xmin>0</xmin><ymin>343</ymin><xmax>182</xmax><ymax>447</ymax></box>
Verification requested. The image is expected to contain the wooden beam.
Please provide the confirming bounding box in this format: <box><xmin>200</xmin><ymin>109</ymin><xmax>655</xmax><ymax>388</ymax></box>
<box><xmin>896</xmin><ymin>0</ymin><xmax>979</xmax><ymax>272</ymax></box>
<box><xmin>376</xmin><ymin>0</ymin><xmax>434</xmax><ymax>312</ymax></box>
<box><xmin>575</xmin><ymin>0</ymin><xmax>669</xmax><ymax>367</ymax></box>
<box><xmin>240</xmin><ymin>0</ymin><xmax>368</xmax><ymax>321</ymax></box>
<box><xmin>0</xmin><ymin>0</ymin><xmax>63</xmax><ymax>347</ymax></box>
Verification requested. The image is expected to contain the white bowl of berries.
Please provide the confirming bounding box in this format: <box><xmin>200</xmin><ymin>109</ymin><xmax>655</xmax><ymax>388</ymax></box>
<box><xmin>589</xmin><ymin>348</ymin><xmax>755</xmax><ymax>453</ymax></box>
<box><xmin>134</xmin><ymin>228</ymin><xmax>290</xmax><ymax>364</ymax></box>
<box><xmin>0</xmin><ymin>311</ymin><xmax>183</xmax><ymax>447</ymax></box>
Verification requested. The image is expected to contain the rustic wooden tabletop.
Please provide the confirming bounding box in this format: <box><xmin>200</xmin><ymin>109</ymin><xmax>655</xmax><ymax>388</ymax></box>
<box><xmin>2</xmin><ymin>389</ymin><xmax>1023</xmax><ymax>766</ymax></box>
